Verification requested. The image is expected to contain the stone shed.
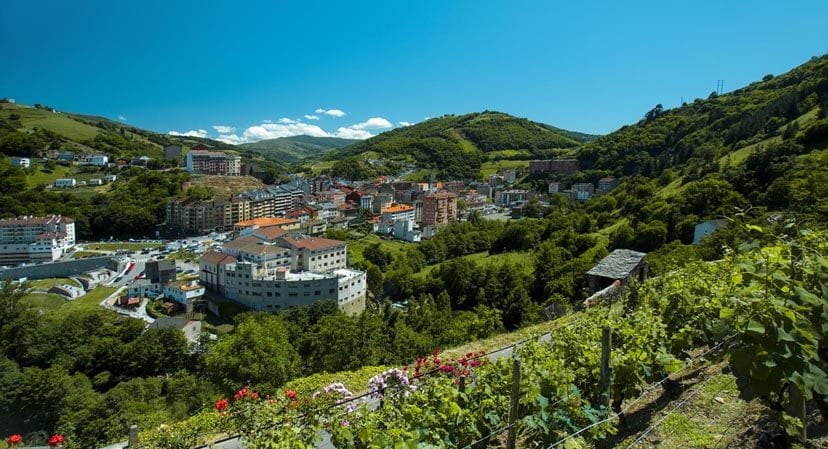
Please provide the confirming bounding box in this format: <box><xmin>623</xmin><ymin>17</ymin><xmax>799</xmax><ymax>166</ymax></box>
<box><xmin>586</xmin><ymin>249</ymin><xmax>648</xmax><ymax>293</ymax></box>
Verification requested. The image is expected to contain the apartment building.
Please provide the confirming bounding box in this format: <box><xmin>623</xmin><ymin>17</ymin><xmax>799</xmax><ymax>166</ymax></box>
<box><xmin>495</xmin><ymin>189</ymin><xmax>529</xmax><ymax>206</ymax></box>
<box><xmin>277</xmin><ymin>235</ymin><xmax>347</xmax><ymax>272</ymax></box>
<box><xmin>185</xmin><ymin>145</ymin><xmax>241</xmax><ymax>176</ymax></box>
<box><xmin>422</xmin><ymin>191</ymin><xmax>458</xmax><ymax>226</ymax></box>
<box><xmin>381</xmin><ymin>204</ymin><xmax>415</xmax><ymax>222</ymax></box>
<box><xmin>165</xmin><ymin>184</ymin><xmax>303</xmax><ymax>236</ymax></box>
<box><xmin>199</xmin><ymin>232</ymin><xmax>364</xmax><ymax>315</ymax></box>
<box><xmin>528</xmin><ymin>158</ymin><xmax>580</xmax><ymax>175</ymax></box>
<box><xmin>0</xmin><ymin>215</ymin><xmax>76</xmax><ymax>265</ymax></box>
<box><xmin>222</xmin><ymin>263</ymin><xmax>365</xmax><ymax>315</ymax></box>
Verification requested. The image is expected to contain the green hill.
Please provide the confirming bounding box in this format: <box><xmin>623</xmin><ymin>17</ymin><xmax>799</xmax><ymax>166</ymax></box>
<box><xmin>239</xmin><ymin>135</ymin><xmax>358</xmax><ymax>163</ymax></box>
<box><xmin>577</xmin><ymin>54</ymin><xmax>828</xmax><ymax>178</ymax></box>
<box><xmin>0</xmin><ymin>102</ymin><xmax>246</xmax><ymax>161</ymax></box>
<box><xmin>326</xmin><ymin>111</ymin><xmax>597</xmax><ymax>179</ymax></box>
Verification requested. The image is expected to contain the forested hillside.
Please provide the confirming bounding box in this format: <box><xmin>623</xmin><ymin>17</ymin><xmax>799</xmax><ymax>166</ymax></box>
<box><xmin>326</xmin><ymin>111</ymin><xmax>595</xmax><ymax>179</ymax></box>
<box><xmin>578</xmin><ymin>54</ymin><xmax>828</xmax><ymax>179</ymax></box>
<box><xmin>239</xmin><ymin>135</ymin><xmax>357</xmax><ymax>163</ymax></box>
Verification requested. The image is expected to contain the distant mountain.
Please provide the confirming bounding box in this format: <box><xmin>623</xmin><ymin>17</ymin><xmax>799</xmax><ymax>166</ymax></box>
<box><xmin>239</xmin><ymin>135</ymin><xmax>358</xmax><ymax>163</ymax></box>
<box><xmin>327</xmin><ymin>111</ymin><xmax>598</xmax><ymax>179</ymax></box>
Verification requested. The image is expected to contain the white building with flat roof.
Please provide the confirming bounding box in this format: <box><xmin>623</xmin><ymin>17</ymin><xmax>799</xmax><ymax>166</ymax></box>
<box><xmin>10</xmin><ymin>157</ymin><xmax>30</xmax><ymax>168</ymax></box>
<box><xmin>0</xmin><ymin>215</ymin><xmax>76</xmax><ymax>265</ymax></box>
<box><xmin>54</xmin><ymin>178</ymin><xmax>76</xmax><ymax>188</ymax></box>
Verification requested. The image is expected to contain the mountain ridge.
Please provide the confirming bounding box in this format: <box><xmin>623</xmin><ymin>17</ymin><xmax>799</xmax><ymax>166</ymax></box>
<box><xmin>239</xmin><ymin>135</ymin><xmax>358</xmax><ymax>163</ymax></box>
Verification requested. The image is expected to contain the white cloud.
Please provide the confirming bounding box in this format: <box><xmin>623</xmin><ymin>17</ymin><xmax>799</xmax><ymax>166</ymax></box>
<box><xmin>332</xmin><ymin>117</ymin><xmax>393</xmax><ymax>140</ymax></box>
<box><xmin>118</xmin><ymin>115</ymin><xmax>127</xmax><ymax>121</ymax></box>
<box><xmin>314</xmin><ymin>108</ymin><xmax>346</xmax><ymax>117</ymax></box>
<box><xmin>348</xmin><ymin>117</ymin><xmax>393</xmax><ymax>130</ymax></box>
<box><xmin>304</xmin><ymin>114</ymin><xmax>319</xmax><ymax>120</ymax></box>
<box><xmin>335</xmin><ymin>127</ymin><xmax>375</xmax><ymax>139</ymax></box>
<box><xmin>278</xmin><ymin>117</ymin><xmax>297</xmax><ymax>124</ymax></box>
<box><xmin>215</xmin><ymin>134</ymin><xmax>244</xmax><ymax>145</ymax></box>
<box><xmin>212</xmin><ymin>125</ymin><xmax>236</xmax><ymax>133</ymax></box>
<box><xmin>168</xmin><ymin>129</ymin><xmax>209</xmax><ymax>138</ymax></box>
<box><xmin>241</xmin><ymin>122</ymin><xmax>331</xmax><ymax>141</ymax></box>
<box><xmin>398</xmin><ymin>121</ymin><xmax>413</xmax><ymax>127</ymax></box>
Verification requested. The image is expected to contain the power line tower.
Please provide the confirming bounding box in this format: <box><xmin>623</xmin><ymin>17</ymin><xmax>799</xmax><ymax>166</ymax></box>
<box><xmin>716</xmin><ymin>80</ymin><xmax>724</xmax><ymax>95</ymax></box>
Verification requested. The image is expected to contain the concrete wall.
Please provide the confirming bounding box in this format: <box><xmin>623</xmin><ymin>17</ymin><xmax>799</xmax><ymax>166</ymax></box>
<box><xmin>0</xmin><ymin>256</ymin><xmax>120</xmax><ymax>281</ymax></box>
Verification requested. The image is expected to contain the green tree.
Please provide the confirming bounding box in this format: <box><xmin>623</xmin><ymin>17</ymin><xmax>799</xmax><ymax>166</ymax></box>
<box><xmin>205</xmin><ymin>313</ymin><xmax>300</xmax><ymax>391</ymax></box>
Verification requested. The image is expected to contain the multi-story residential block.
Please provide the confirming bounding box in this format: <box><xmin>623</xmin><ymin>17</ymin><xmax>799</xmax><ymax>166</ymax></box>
<box><xmin>548</xmin><ymin>181</ymin><xmax>563</xmax><ymax>194</ymax></box>
<box><xmin>166</xmin><ymin>184</ymin><xmax>303</xmax><ymax>236</ymax></box>
<box><xmin>277</xmin><ymin>235</ymin><xmax>347</xmax><ymax>272</ymax></box>
<box><xmin>381</xmin><ymin>204</ymin><xmax>415</xmax><ymax>222</ymax></box>
<box><xmin>488</xmin><ymin>174</ymin><xmax>505</xmax><ymax>188</ymax></box>
<box><xmin>529</xmin><ymin>159</ymin><xmax>580</xmax><ymax>175</ymax></box>
<box><xmin>0</xmin><ymin>215</ymin><xmax>76</xmax><ymax>265</ymax></box>
<box><xmin>315</xmin><ymin>190</ymin><xmax>346</xmax><ymax>206</ymax></box>
<box><xmin>185</xmin><ymin>145</ymin><xmax>241</xmax><ymax>176</ymax></box>
<box><xmin>495</xmin><ymin>189</ymin><xmax>528</xmax><ymax>206</ymax></box>
<box><xmin>570</xmin><ymin>183</ymin><xmax>596</xmax><ymax>201</ymax></box>
<box><xmin>372</xmin><ymin>193</ymin><xmax>394</xmax><ymax>214</ymax></box>
<box><xmin>146</xmin><ymin>259</ymin><xmax>177</xmax><ymax>284</ymax></box>
<box><xmin>164</xmin><ymin>144</ymin><xmax>183</xmax><ymax>162</ymax></box>
<box><xmin>597</xmin><ymin>177</ymin><xmax>620</xmax><ymax>193</ymax></box>
<box><xmin>199</xmin><ymin>232</ymin><xmax>364</xmax><ymax>315</ymax></box>
<box><xmin>10</xmin><ymin>157</ymin><xmax>30</xmax><ymax>168</ymax></box>
<box><xmin>422</xmin><ymin>191</ymin><xmax>458</xmax><ymax>226</ymax></box>
<box><xmin>222</xmin><ymin>263</ymin><xmax>365</xmax><ymax>315</ymax></box>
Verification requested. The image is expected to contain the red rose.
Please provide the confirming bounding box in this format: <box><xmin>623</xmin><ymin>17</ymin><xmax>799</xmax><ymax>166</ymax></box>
<box><xmin>285</xmin><ymin>389</ymin><xmax>297</xmax><ymax>400</ymax></box>
<box><xmin>215</xmin><ymin>398</ymin><xmax>229</xmax><ymax>411</ymax></box>
<box><xmin>48</xmin><ymin>434</ymin><xmax>64</xmax><ymax>447</ymax></box>
<box><xmin>6</xmin><ymin>435</ymin><xmax>22</xmax><ymax>446</ymax></box>
<box><xmin>250</xmin><ymin>392</ymin><xmax>260</xmax><ymax>400</ymax></box>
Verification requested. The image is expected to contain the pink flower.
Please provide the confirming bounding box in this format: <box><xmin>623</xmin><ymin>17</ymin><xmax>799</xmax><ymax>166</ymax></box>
<box><xmin>6</xmin><ymin>435</ymin><xmax>22</xmax><ymax>447</ymax></box>
<box><xmin>215</xmin><ymin>398</ymin><xmax>229</xmax><ymax>411</ymax></box>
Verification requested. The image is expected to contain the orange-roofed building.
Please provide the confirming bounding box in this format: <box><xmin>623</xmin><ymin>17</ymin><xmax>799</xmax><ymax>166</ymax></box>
<box><xmin>381</xmin><ymin>204</ymin><xmax>415</xmax><ymax>222</ymax></box>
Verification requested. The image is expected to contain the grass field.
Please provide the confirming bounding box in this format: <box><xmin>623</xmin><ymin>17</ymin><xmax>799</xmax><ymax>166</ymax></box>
<box><xmin>25</xmin><ymin>162</ymin><xmax>111</xmax><ymax>188</ymax></box>
<box><xmin>0</xmin><ymin>103</ymin><xmax>101</xmax><ymax>141</ymax></box>
<box><xmin>415</xmin><ymin>250</ymin><xmax>534</xmax><ymax>278</ymax></box>
<box><xmin>309</xmin><ymin>160</ymin><xmax>335</xmax><ymax>174</ymax></box>
<box><xmin>21</xmin><ymin>285</ymin><xmax>118</xmax><ymax>314</ymax></box>
<box><xmin>480</xmin><ymin>160</ymin><xmax>530</xmax><ymax>179</ymax></box>
<box><xmin>27</xmin><ymin>277</ymin><xmax>76</xmax><ymax>291</ymax></box>
<box><xmin>347</xmin><ymin>234</ymin><xmax>415</xmax><ymax>266</ymax></box>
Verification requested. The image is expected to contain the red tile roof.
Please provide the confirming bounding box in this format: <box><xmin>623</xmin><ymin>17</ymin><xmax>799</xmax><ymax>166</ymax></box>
<box><xmin>200</xmin><ymin>250</ymin><xmax>237</xmax><ymax>265</ymax></box>
<box><xmin>281</xmin><ymin>236</ymin><xmax>344</xmax><ymax>251</ymax></box>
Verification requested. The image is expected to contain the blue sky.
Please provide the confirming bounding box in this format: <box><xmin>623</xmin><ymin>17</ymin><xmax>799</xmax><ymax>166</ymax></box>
<box><xmin>1</xmin><ymin>1</ymin><xmax>826</xmax><ymax>142</ymax></box>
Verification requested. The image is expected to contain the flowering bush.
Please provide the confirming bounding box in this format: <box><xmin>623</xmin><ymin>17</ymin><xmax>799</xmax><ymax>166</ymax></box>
<box><xmin>5</xmin><ymin>435</ymin><xmax>22</xmax><ymax>447</ymax></box>
<box><xmin>215</xmin><ymin>386</ymin><xmax>323</xmax><ymax>449</ymax></box>
<box><xmin>367</xmin><ymin>368</ymin><xmax>414</xmax><ymax>400</ymax></box>
<box><xmin>48</xmin><ymin>434</ymin><xmax>64</xmax><ymax>447</ymax></box>
<box><xmin>411</xmin><ymin>349</ymin><xmax>487</xmax><ymax>381</ymax></box>
<box><xmin>312</xmin><ymin>382</ymin><xmax>359</xmax><ymax>412</ymax></box>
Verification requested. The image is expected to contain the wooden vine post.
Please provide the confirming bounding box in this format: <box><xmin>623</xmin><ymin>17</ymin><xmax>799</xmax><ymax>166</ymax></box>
<box><xmin>505</xmin><ymin>356</ymin><xmax>522</xmax><ymax>449</ymax></box>
<box><xmin>600</xmin><ymin>326</ymin><xmax>613</xmax><ymax>410</ymax></box>
<box><xmin>788</xmin><ymin>244</ymin><xmax>807</xmax><ymax>443</ymax></box>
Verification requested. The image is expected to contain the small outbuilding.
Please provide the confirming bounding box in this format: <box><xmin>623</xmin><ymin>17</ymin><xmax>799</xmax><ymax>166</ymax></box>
<box><xmin>586</xmin><ymin>249</ymin><xmax>648</xmax><ymax>293</ymax></box>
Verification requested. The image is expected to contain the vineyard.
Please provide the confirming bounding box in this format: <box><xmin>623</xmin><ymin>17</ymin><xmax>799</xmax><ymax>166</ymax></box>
<box><xmin>139</xmin><ymin>224</ymin><xmax>827</xmax><ymax>448</ymax></box>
